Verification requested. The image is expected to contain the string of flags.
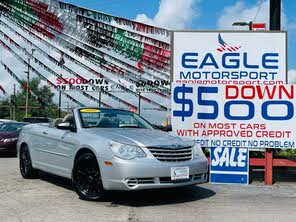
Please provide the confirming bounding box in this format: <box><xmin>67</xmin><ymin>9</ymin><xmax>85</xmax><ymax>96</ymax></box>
<box><xmin>0</xmin><ymin>0</ymin><xmax>171</xmax><ymax>111</ymax></box>
<box><xmin>0</xmin><ymin>38</ymin><xmax>85</xmax><ymax>107</ymax></box>
<box><xmin>0</xmin><ymin>60</ymin><xmax>47</xmax><ymax>106</ymax></box>
<box><xmin>0</xmin><ymin>18</ymin><xmax>169</xmax><ymax>108</ymax></box>
<box><xmin>1</xmin><ymin>0</ymin><xmax>171</xmax><ymax>73</ymax></box>
<box><xmin>0</xmin><ymin>31</ymin><xmax>113</xmax><ymax>108</ymax></box>
<box><xmin>0</xmin><ymin>19</ymin><xmax>167</xmax><ymax>109</ymax></box>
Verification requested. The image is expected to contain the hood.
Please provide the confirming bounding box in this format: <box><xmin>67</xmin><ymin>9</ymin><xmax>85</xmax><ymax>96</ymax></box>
<box><xmin>84</xmin><ymin>128</ymin><xmax>195</xmax><ymax>148</ymax></box>
<box><xmin>0</xmin><ymin>132</ymin><xmax>18</xmax><ymax>139</ymax></box>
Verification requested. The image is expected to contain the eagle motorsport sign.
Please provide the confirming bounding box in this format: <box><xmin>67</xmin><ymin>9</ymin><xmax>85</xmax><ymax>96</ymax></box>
<box><xmin>171</xmin><ymin>31</ymin><xmax>291</xmax><ymax>149</ymax></box>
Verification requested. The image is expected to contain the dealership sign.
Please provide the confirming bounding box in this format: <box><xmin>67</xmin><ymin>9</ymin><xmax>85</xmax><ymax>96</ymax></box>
<box><xmin>172</xmin><ymin>31</ymin><xmax>287</xmax><ymax>84</ymax></box>
<box><xmin>172</xmin><ymin>84</ymin><xmax>296</xmax><ymax>149</ymax></box>
<box><xmin>56</xmin><ymin>77</ymin><xmax>170</xmax><ymax>93</ymax></box>
<box><xmin>171</xmin><ymin>31</ymin><xmax>290</xmax><ymax>149</ymax></box>
<box><xmin>210</xmin><ymin>147</ymin><xmax>249</xmax><ymax>184</ymax></box>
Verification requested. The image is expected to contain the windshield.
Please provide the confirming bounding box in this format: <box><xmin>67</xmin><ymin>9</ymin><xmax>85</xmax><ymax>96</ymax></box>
<box><xmin>79</xmin><ymin>108</ymin><xmax>154</xmax><ymax>129</ymax></box>
<box><xmin>0</xmin><ymin>123</ymin><xmax>26</xmax><ymax>133</ymax></box>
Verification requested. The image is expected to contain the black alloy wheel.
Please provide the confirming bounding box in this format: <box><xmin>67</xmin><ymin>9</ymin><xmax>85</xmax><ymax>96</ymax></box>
<box><xmin>19</xmin><ymin>145</ymin><xmax>38</xmax><ymax>179</ymax></box>
<box><xmin>72</xmin><ymin>153</ymin><xmax>105</xmax><ymax>201</ymax></box>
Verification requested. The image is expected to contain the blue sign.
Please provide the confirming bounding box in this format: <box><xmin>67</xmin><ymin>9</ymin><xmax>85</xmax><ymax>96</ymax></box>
<box><xmin>210</xmin><ymin>147</ymin><xmax>249</xmax><ymax>184</ymax></box>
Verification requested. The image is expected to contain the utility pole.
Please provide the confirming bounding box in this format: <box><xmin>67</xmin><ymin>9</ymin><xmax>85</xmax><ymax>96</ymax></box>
<box><xmin>9</xmin><ymin>95</ymin><xmax>12</xmax><ymax>120</ymax></box>
<box><xmin>99</xmin><ymin>90</ymin><xmax>102</xmax><ymax>107</ymax></box>
<box><xmin>138</xmin><ymin>92</ymin><xmax>141</xmax><ymax>116</ymax></box>
<box><xmin>265</xmin><ymin>0</ymin><xmax>281</xmax><ymax>186</ymax></box>
<box><xmin>58</xmin><ymin>66</ymin><xmax>62</xmax><ymax>118</ymax></box>
<box><xmin>25</xmin><ymin>49</ymin><xmax>35</xmax><ymax>118</ymax></box>
<box><xmin>270</xmin><ymin>0</ymin><xmax>281</xmax><ymax>30</ymax></box>
<box><xmin>13</xmin><ymin>84</ymin><xmax>16</xmax><ymax>120</ymax></box>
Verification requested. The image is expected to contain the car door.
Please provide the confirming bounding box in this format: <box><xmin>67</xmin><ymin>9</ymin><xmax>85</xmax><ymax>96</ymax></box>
<box><xmin>30</xmin><ymin>124</ymin><xmax>58</xmax><ymax>169</ymax></box>
<box><xmin>34</xmin><ymin>125</ymin><xmax>61</xmax><ymax>173</ymax></box>
<box><xmin>48</xmin><ymin>114</ymin><xmax>78</xmax><ymax>178</ymax></box>
<box><xmin>54</xmin><ymin>130</ymin><xmax>78</xmax><ymax>178</ymax></box>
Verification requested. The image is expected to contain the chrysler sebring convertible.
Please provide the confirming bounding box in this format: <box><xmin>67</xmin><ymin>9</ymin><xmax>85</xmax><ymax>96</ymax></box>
<box><xmin>17</xmin><ymin>108</ymin><xmax>208</xmax><ymax>200</ymax></box>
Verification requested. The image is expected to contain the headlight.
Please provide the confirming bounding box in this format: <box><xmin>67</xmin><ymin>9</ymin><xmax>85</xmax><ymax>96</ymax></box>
<box><xmin>3</xmin><ymin>137</ymin><xmax>18</xmax><ymax>143</ymax></box>
<box><xmin>193</xmin><ymin>144</ymin><xmax>204</xmax><ymax>158</ymax></box>
<box><xmin>109</xmin><ymin>141</ymin><xmax>146</xmax><ymax>160</ymax></box>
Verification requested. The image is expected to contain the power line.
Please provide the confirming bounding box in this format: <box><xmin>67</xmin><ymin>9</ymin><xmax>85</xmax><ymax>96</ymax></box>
<box><xmin>253</xmin><ymin>0</ymin><xmax>265</xmax><ymax>22</ymax></box>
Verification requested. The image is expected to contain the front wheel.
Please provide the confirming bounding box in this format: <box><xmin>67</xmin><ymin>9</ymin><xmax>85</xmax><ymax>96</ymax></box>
<box><xmin>72</xmin><ymin>153</ymin><xmax>105</xmax><ymax>201</ymax></box>
<box><xmin>19</xmin><ymin>145</ymin><xmax>38</xmax><ymax>179</ymax></box>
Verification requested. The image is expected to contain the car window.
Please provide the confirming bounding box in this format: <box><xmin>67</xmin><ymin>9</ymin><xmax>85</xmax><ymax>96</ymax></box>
<box><xmin>79</xmin><ymin>108</ymin><xmax>154</xmax><ymax>129</ymax></box>
<box><xmin>0</xmin><ymin>123</ymin><xmax>26</xmax><ymax>133</ymax></box>
<box><xmin>23</xmin><ymin>118</ymin><xmax>51</xmax><ymax>123</ymax></box>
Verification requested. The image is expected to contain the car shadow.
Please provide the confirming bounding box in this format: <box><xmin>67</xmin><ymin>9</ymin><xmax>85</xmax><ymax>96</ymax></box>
<box><xmin>0</xmin><ymin>153</ymin><xmax>17</xmax><ymax>158</ymax></box>
<box><xmin>101</xmin><ymin>186</ymin><xmax>216</xmax><ymax>207</ymax></box>
<box><xmin>38</xmin><ymin>171</ymin><xmax>73</xmax><ymax>191</ymax></box>
<box><xmin>38</xmin><ymin>171</ymin><xmax>215</xmax><ymax>207</ymax></box>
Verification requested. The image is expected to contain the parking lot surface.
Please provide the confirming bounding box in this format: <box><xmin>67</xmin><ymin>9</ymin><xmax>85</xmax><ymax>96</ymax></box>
<box><xmin>1</xmin><ymin>156</ymin><xmax>296</xmax><ymax>222</ymax></box>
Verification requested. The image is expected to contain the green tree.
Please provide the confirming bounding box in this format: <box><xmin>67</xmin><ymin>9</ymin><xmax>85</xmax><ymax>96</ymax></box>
<box><xmin>0</xmin><ymin>77</ymin><xmax>58</xmax><ymax>121</ymax></box>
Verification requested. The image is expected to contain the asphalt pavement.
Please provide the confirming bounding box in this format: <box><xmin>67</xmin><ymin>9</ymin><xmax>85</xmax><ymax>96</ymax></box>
<box><xmin>0</xmin><ymin>156</ymin><xmax>296</xmax><ymax>222</ymax></box>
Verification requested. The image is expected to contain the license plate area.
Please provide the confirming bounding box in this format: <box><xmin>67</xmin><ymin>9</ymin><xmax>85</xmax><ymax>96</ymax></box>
<box><xmin>171</xmin><ymin>167</ymin><xmax>189</xmax><ymax>180</ymax></box>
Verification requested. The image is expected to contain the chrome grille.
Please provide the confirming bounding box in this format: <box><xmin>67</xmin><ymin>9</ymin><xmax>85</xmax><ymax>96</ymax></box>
<box><xmin>147</xmin><ymin>146</ymin><xmax>193</xmax><ymax>162</ymax></box>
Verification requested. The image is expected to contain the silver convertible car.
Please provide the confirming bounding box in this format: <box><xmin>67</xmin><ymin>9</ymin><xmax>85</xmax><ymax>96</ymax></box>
<box><xmin>17</xmin><ymin>108</ymin><xmax>208</xmax><ymax>200</ymax></box>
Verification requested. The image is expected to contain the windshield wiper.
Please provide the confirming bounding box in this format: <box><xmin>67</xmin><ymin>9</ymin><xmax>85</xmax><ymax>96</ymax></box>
<box><xmin>120</xmin><ymin>125</ymin><xmax>144</xmax><ymax>128</ymax></box>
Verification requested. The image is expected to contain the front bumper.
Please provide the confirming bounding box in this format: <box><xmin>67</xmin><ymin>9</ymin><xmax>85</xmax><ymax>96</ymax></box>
<box><xmin>98</xmin><ymin>156</ymin><xmax>208</xmax><ymax>191</ymax></box>
<box><xmin>0</xmin><ymin>142</ymin><xmax>17</xmax><ymax>154</ymax></box>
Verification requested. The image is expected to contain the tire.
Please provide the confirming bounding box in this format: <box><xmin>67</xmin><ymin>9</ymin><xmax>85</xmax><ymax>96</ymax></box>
<box><xmin>72</xmin><ymin>153</ymin><xmax>105</xmax><ymax>201</ymax></box>
<box><xmin>19</xmin><ymin>145</ymin><xmax>39</xmax><ymax>179</ymax></box>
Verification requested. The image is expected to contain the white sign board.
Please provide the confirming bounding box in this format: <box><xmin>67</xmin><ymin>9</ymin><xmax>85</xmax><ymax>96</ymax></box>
<box><xmin>172</xmin><ymin>31</ymin><xmax>287</xmax><ymax>84</ymax></box>
<box><xmin>172</xmin><ymin>83</ymin><xmax>295</xmax><ymax>149</ymax></box>
<box><xmin>210</xmin><ymin>147</ymin><xmax>249</xmax><ymax>184</ymax></box>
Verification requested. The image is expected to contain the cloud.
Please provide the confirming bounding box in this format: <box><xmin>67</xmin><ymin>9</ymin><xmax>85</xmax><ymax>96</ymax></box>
<box><xmin>217</xmin><ymin>0</ymin><xmax>287</xmax><ymax>30</ymax></box>
<box><xmin>288</xmin><ymin>70</ymin><xmax>296</xmax><ymax>84</ymax></box>
<box><xmin>135</xmin><ymin>0</ymin><xmax>200</xmax><ymax>30</ymax></box>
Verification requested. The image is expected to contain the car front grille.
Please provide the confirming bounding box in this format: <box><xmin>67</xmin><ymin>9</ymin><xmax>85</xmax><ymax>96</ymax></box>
<box><xmin>159</xmin><ymin>174</ymin><xmax>204</xmax><ymax>184</ymax></box>
<box><xmin>125</xmin><ymin>174</ymin><xmax>205</xmax><ymax>187</ymax></box>
<box><xmin>147</xmin><ymin>146</ymin><xmax>193</xmax><ymax>162</ymax></box>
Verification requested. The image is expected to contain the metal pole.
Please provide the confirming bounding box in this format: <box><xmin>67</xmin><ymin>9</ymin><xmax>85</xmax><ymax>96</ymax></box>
<box><xmin>9</xmin><ymin>95</ymin><xmax>12</xmax><ymax>120</ymax></box>
<box><xmin>264</xmin><ymin>0</ymin><xmax>281</xmax><ymax>186</ymax></box>
<box><xmin>99</xmin><ymin>91</ymin><xmax>102</xmax><ymax>107</ymax></box>
<box><xmin>249</xmin><ymin>21</ymin><xmax>253</xmax><ymax>31</ymax></box>
<box><xmin>25</xmin><ymin>49</ymin><xmax>35</xmax><ymax>118</ymax></box>
<box><xmin>25</xmin><ymin>58</ymin><xmax>29</xmax><ymax>117</ymax></box>
<box><xmin>13</xmin><ymin>84</ymin><xmax>16</xmax><ymax>120</ymax></box>
<box><xmin>58</xmin><ymin>67</ymin><xmax>62</xmax><ymax>118</ymax></box>
<box><xmin>270</xmin><ymin>0</ymin><xmax>281</xmax><ymax>30</ymax></box>
<box><xmin>138</xmin><ymin>92</ymin><xmax>141</xmax><ymax>116</ymax></box>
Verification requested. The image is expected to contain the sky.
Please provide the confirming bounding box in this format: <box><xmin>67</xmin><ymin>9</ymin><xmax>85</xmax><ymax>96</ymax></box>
<box><xmin>64</xmin><ymin>0</ymin><xmax>296</xmax><ymax>78</ymax></box>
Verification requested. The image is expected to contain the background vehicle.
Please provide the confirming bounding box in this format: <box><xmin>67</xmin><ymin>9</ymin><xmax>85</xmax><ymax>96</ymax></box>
<box><xmin>0</xmin><ymin>122</ymin><xmax>28</xmax><ymax>156</ymax></box>
<box><xmin>18</xmin><ymin>108</ymin><xmax>208</xmax><ymax>201</ymax></box>
<box><xmin>0</xmin><ymin>119</ymin><xmax>16</xmax><ymax>123</ymax></box>
<box><xmin>22</xmin><ymin>117</ymin><xmax>52</xmax><ymax>124</ymax></box>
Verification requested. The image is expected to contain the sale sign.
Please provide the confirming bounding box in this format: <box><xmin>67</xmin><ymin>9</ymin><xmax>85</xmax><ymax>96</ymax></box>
<box><xmin>210</xmin><ymin>147</ymin><xmax>249</xmax><ymax>184</ymax></box>
<box><xmin>172</xmin><ymin>31</ymin><xmax>287</xmax><ymax>85</ymax></box>
<box><xmin>172</xmin><ymin>83</ymin><xmax>296</xmax><ymax>149</ymax></box>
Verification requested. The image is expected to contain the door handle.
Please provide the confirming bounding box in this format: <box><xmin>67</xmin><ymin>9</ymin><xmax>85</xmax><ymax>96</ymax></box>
<box><xmin>42</xmin><ymin>131</ymin><xmax>49</xmax><ymax>135</ymax></box>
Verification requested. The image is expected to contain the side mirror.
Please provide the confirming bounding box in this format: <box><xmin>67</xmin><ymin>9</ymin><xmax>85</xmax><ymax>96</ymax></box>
<box><xmin>57</xmin><ymin>122</ymin><xmax>76</xmax><ymax>132</ymax></box>
<box><xmin>152</xmin><ymin>124</ymin><xmax>161</xmax><ymax>130</ymax></box>
<box><xmin>152</xmin><ymin>124</ymin><xmax>172</xmax><ymax>132</ymax></box>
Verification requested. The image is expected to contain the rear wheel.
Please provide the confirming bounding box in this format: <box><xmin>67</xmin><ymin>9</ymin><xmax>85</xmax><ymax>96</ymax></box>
<box><xmin>19</xmin><ymin>145</ymin><xmax>38</xmax><ymax>179</ymax></box>
<box><xmin>72</xmin><ymin>153</ymin><xmax>105</xmax><ymax>201</ymax></box>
